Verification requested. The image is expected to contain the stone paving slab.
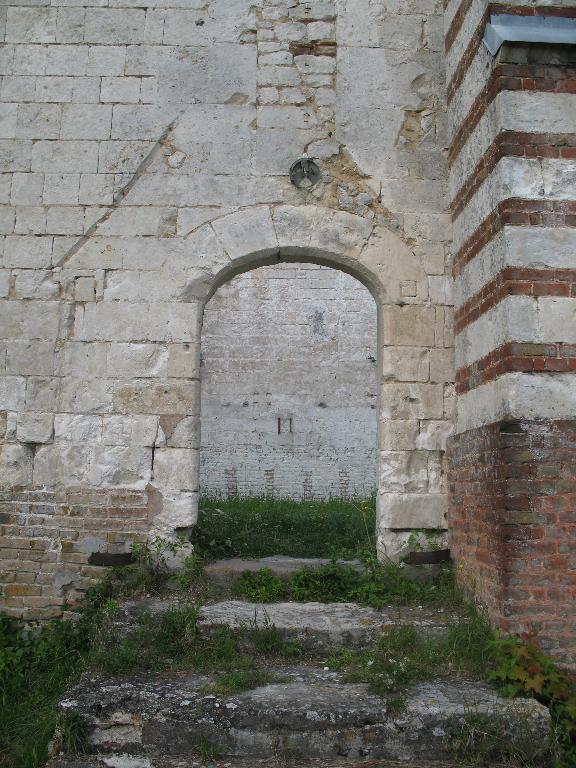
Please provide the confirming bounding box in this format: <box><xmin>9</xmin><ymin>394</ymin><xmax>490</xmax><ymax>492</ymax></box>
<box><xmin>196</xmin><ymin>600</ymin><xmax>456</xmax><ymax>649</ymax></box>
<box><xmin>57</xmin><ymin>667</ymin><xmax>549</xmax><ymax>763</ymax></box>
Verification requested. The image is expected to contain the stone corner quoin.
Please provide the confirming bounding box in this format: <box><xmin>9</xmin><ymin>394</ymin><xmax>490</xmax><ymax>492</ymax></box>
<box><xmin>0</xmin><ymin>0</ymin><xmax>574</xmax><ymax>667</ymax></box>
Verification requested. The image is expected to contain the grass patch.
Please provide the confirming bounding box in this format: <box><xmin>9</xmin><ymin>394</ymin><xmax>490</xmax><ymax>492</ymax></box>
<box><xmin>192</xmin><ymin>496</ymin><xmax>376</xmax><ymax>560</ymax></box>
<box><xmin>231</xmin><ymin>568</ymin><xmax>288</xmax><ymax>602</ymax></box>
<box><xmin>90</xmin><ymin>605</ymin><xmax>304</xmax><ymax>677</ymax></box>
<box><xmin>327</xmin><ymin>607</ymin><xmax>499</xmax><ymax>695</ymax></box>
<box><xmin>447</xmin><ymin>709</ymin><xmax>553</xmax><ymax>767</ymax></box>
<box><xmin>205</xmin><ymin>669</ymin><xmax>278</xmax><ymax>695</ymax></box>
<box><xmin>232</xmin><ymin>560</ymin><xmax>459</xmax><ymax>607</ymax></box>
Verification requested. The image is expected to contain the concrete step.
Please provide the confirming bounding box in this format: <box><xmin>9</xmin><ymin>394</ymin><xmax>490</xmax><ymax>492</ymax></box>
<box><xmin>196</xmin><ymin>600</ymin><xmax>457</xmax><ymax>650</ymax></box>
<box><xmin>57</xmin><ymin>667</ymin><xmax>549</xmax><ymax>763</ymax></box>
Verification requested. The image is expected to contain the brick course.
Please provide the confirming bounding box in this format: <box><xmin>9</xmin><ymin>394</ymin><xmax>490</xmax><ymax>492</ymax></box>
<box><xmin>454</xmin><ymin>267</ymin><xmax>576</xmax><ymax>332</ymax></box>
<box><xmin>451</xmin><ymin>132</ymin><xmax>576</xmax><ymax>221</ymax></box>
<box><xmin>453</xmin><ymin>199</ymin><xmax>576</xmax><ymax>277</ymax></box>
<box><xmin>456</xmin><ymin>342</ymin><xmax>576</xmax><ymax>394</ymax></box>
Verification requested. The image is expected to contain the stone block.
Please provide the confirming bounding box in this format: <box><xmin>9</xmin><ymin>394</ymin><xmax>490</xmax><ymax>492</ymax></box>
<box><xmin>11</xmin><ymin>173</ymin><xmax>44</xmax><ymax>206</ymax></box>
<box><xmin>113</xmin><ymin>379</ymin><xmax>200</xmax><ymax>416</ymax></box>
<box><xmin>61</xmin><ymin>105</ymin><xmax>112</xmax><ymax>140</ymax></box>
<box><xmin>74</xmin><ymin>277</ymin><xmax>96</xmax><ymax>302</ymax></box>
<box><xmin>32</xmin><ymin>141</ymin><xmax>99</xmax><ymax>173</ymax></box>
<box><xmin>100</xmin><ymin>76</ymin><xmax>141</xmax><ymax>103</ymax></box>
<box><xmin>33</xmin><ymin>443</ymin><xmax>90</xmax><ymax>488</ymax></box>
<box><xmin>54</xmin><ymin>414</ymin><xmax>102</xmax><ymax>442</ymax></box>
<box><xmin>5</xmin><ymin>341</ymin><xmax>53</xmax><ymax>378</ymax></box>
<box><xmin>88</xmin><ymin>445</ymin><xmax>151</xmax><ymax>488</ymax></box>
<box><xmin>43</xmin><ymin>174</ymin><xmax>80</xmax><ymax>205</ymax></box>
<box><xmin>381</xmin><ymin>347</ymin><xmax>429</xmax><ymax>383</ymax></box>
<box><xmin>45</xmin><ymin>46</ymin><xmax>88</xmax><ymax>76</ymax></box>
<box><xmin>0</xmin><ymin>300</ymin><xmax>60</xmax><ymax>339</ymax></box>
<box><xmin>380</xmin><ymin>382</ymin><xmax>444</xmax><ymax>420</ymax></box>
<box><xmin>416</xmin><ymin>420</ymin><xmax>453</xmax><ymax>451</ymax></box>
<box><xmin>165</xmin><ymin>416</ymin><xmax>200</xmax><ymax>449</ymax></box>
<box><xmin>56</xmin><ymin>342</ymin><xmax>107</xmax><ymax>378</ymax></box>
<box><xmin>429</xmin><ymin>348</ymin><xmax>454</xmax><ymax>384</ymax></box>
<box><xmin>0</xmin><ymin>443</ymin><xmax>33</xmax><ymax>487</ymax></box>
<box><xmin>382</xmin><ymin>306</ymin><xmax>436</xmax><ymax>347</ymax></box>
<box><xmin>4</xmin><ymin>236</ymin><xmax>52</xmax><ymax>268</ymax></box>
<box><xmin>0</xmin><ymin>104</ymin><xmax>17</xmax><ymax>139</ymax></box>
<box><xmin>84</xmin><ymin>9</ymin><xmax>145</xmax><ymax>44</ymax></box>
<box><xmin>377</xmin><ymin>492</ymin><xmax>448</xmax><ymax>529</ymax></box>
<box><xmin>0</xmin><ymin>375</ymin><xmax>26</xmax><ymax>410</ymax></box>
<box><xmin>212</xmin><ymin>207</ymin><xmax>278</xmax><ymax>262</ymax></box>
<box><xmin>56</xmin><ymin>8</ymin><xmax>85</xmax><ymax>44</ymax></box>
<box><xmin>153</xmin><ymin>448</ymin><xmax>199</xmax><ymax>491</ymax></box>
<box><xmin>168</xmin><ymin>343</ymin><xmax>200</xmax><ymax>379</ymax></box>
<box><xmin>107</xmin><ymin>343</ymin><xmax>168</xmax><ymax>378</ymax></box>
<box><xmin>379</xmin><ymin>450</ymin><xmax>430</xmax><ymax>493</ymax></box>
<box><xmin>6</xmin><ymin>8</ymin><xmax>56</xmax><ymax>43</ymax></box>
<box><xmin>379</xmin><ymin>420</ymin><xmax>418</xmax><ymax>450</ymax></box>
<box><xmin>17</xmin><ymin>412</ymin><xmax>54</xmax><ymax>444</ymax></box>
<box><xmin>86</xmin><ymin>46</ymin><xmax>126</xmax><ymax>77</ymax></box>
<box><xmin>58</xmin><ymin>377</ymin><xmax>114</xmax><ymax>414</ymax></box>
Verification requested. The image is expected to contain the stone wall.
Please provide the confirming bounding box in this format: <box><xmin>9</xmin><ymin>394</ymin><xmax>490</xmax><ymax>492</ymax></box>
<box><xmin>200</xmin><ymin>262</ymin><xmax>378</xmax><ymax>499</ymax></box>
<box><xmin>0</xmin><ymin>0</ymin><xmax>454</xmax><ymax>620</ymax></box>
<box><xmin>446</xmin><ymin>0</ymin><xmax>576</xmax><ymax>667</ymax></box>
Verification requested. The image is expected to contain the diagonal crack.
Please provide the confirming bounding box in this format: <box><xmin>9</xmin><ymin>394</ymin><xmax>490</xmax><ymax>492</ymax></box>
<box><xmin>53</xmin><ymin>114</ymin><xmax>183</xmax><ymax>270</ymax></box>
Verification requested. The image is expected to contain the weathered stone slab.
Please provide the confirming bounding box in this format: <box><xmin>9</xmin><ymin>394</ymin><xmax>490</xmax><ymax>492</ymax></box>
<box><xmin>58</xmin><ymin>669</ymin><xmax>550</xmax><ymax>762</ymax></box>
<box><xmin>196</xmin><ymin>600</ymin><xmax>457</xmax><ymax>649</ymax></box>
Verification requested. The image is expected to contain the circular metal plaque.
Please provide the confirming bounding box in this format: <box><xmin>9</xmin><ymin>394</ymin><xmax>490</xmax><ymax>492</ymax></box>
<box><xmin>289</xmin><ymin>157</ymin><xmax>321</xmax><ymax>189</ymax></box>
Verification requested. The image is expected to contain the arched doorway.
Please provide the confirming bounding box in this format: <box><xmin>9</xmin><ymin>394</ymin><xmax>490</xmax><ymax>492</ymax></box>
<box><xmin>200</xmin><ymin>261</ymin><xmax>378</xmax><ymax>500</ymax></box>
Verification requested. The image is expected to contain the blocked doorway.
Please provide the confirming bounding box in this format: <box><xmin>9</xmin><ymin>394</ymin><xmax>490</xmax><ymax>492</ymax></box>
<box><xmin>200</xmin><ymin>262</ymin><xmax>378</xmax><ymax>500</ymax></box>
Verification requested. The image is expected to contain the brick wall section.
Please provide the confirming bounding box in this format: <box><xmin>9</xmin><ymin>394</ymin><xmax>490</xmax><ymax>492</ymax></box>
<box><xmin>447</xmin><ymin>5</ymin><xmax>576</xmax><ymax>103</ymax></box>
<box><xmin>448</xmin><ymin>419</ymin><xmax>576</xmax><ymax>667</ymax></box>
<box><xmin>449</xmin><ymin>64</ymin><xmax>576</xmax><ymax>167</ymax></box>
<box><xmin>451</xmin><ymin>132</ymin><xmax>576</xmax><ymax>220</ymax></box>
<box><xmin>0</xmin><ymin>488</ymin><xmax>151</xmax><ymax>619</ymax></box>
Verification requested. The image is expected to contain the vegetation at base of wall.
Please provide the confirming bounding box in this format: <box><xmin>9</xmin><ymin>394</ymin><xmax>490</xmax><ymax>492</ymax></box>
<box><xmin>0</xmin><ymin>600</ymin><xmax>105</xmax><ymax>768</ymax></box>
<box><xmin>1</xmin><ymin>533</ymin><xmax>575</xmax><ymax>768</ymax></box>
<box><xmin>192</xmin><ymin>495</ymin><xmax>377</xmax><ymax>559</ymax></box>
<box><xmin>231</xmin><ymin>560</ymin><xmax>458</xmax><ymax>607</ymax></box>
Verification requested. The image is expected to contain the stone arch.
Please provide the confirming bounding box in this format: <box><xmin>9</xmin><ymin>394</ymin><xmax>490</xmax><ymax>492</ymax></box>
<box><xmin>164</xmin><ymin>204</ymin><xmax>443</xmax><ymax>559</ymax></box>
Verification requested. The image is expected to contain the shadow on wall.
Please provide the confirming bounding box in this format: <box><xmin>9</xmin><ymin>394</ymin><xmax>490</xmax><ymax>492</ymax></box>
<box><xmin>200</xmin><ymin>262</ymin><xmax>378</xmax><ymax>499</ymax></box>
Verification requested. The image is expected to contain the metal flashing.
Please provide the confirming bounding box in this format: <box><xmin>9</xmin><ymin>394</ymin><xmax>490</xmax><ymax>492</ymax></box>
<box><xmin>484</xmin><ymin>13</ymin><xmax>576</xmax><ymax>55</ymax></box>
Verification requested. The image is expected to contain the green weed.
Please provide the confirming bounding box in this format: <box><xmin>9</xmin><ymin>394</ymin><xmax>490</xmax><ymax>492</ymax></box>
<box><xmin>194</xmin><ymin>735</ymin><xmax>223</xmax><ymax>760</ymax></box>
<box><xmin>448</xmin><ymin>709</ymin><xmax>552</xmax><ymax>766</ymax></box>
<box><xmin>232</xmin><ymin>568</ymin><xmax>288</xmax><ymax>602</ymax></box>
<box><xmin>233</xmin><ymin>560</ymin><xmax>459</xmax><ymax>607</ymax></box>
<box><xmin>192</xmin><ymin>496</ymin><xmax>377</xmax><ymax>560</ymax></box>
<box><xmin>55</xmin><ymin>711</ymin><xmax>91</xmax><ymax>755</ymax></box>
<box><xmin>206</xmin><ymin>669</ymin><xmax>276</xmax><ymax>694</ymax></box>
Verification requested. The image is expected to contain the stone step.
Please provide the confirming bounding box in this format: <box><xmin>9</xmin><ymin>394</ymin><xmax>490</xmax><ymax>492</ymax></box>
<box><xmin>204</xmin><ymin>557</ymin><xmax>364</xmax><ymax>590</ymax></box>
<box><xmin>46</xmin><ymin>756</ymin><xmax>465</xmax><ymax>768</ymax></box>
<box><xmin>196</xmin><ymin>600</ymin><xmax>457</xmax><ymax>650</ymax></box>
<box><xmin>57</xmin><ymin>667</ymin><xmax>549</xmax><ymax>763</ymax></box>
